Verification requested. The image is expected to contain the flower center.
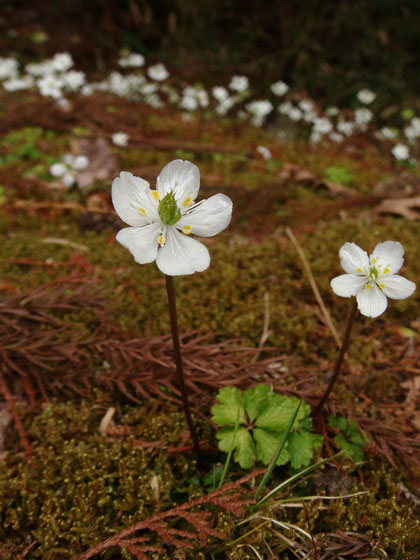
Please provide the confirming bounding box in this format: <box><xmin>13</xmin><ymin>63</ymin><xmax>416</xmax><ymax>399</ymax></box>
<box><xmin>158</xmin><ymin>192</ymin><xmax>181</xmax><ymax>225</ymax></box>
<box><xmin>369</xmin><ymin>265</ymin><xmax>379</xmax><ymax>280</ymax></box>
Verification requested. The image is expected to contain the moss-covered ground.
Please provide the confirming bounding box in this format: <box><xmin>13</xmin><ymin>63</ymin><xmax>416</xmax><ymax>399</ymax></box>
<box><xmin>0</xmin><ymin>90</ymin><xmax>419</xmax><ymax>559</ymax></box>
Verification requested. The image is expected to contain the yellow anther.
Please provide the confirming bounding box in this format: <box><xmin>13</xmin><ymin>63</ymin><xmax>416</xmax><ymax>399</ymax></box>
<box><xmin>137</xmin><ymin>207</ymin><xmax>146</xmax><ymax>216</ymax></box>
<box><xmin>356</xmin><ymin>268</ymin><xmax>362</xmax><ymax>273</ymax></box>
<box><xmin>365</xmin><ymin>284</ymin><xmax>371</xmax><ymax>290</ymax></box>
<box><xmin>378</xmin><ymin>283</ymin><xmax>385</xmax><ymax>289</ymax></box>
<box><xmin>383</xmin><ymin>268</ymin><xmax>390</xmax><ymax>274</ymax></box>
<box><xmin>151</xmin><ymin>190</ymin><xmax>160</xmax><ymax>201</ymax></box>
<box><xmin>182</xmin><ymin>225</ymin><xmax>192</xmax><ymax>235</ymax></box>
<box><xmin>157</xmin><ymin>235</ymin><xmax>166</xmax><ymax>246</ymax></box>
<box><xmin>183</xmin><ymin>197</ymin><xmax>192</xmax><ymax>207</ymax></box>
<box><xmin>371</xmin><ymin>257</ymin><xmax>376</xmax><ymax>264</ymax></box>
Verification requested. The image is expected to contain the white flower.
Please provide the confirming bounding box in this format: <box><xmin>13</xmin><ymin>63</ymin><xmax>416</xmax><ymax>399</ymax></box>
<box><xmin>229</xmin><ymin>75</ymin><xmax>249</xmax><ymax>92</ymax></box>
<box><xmin>357</xmin><ymin>89</ymin><xmax>376</xmax><ymax>104</ymax></box>
<box><xmin>246</xmin><ymin>100</ymin><xmax>273</xmax><ymax>126</ymax></box>
<box><xmin>119</xmin><ymin>52</ymin><xmax>145</xmax><ymax>68</ymax></box>
<box><xmin>298</xmin><ymin>99</ymin><xmax>314</xmax><ymax>112</ymax></box>
<box><xmin>354</xmin><ymin>107</ymin><xmax>373</xmax><ymax>127</ymax></box>
<box><xmin>278</xmin><ymin>101</ymin><xmax>293</xmax><ymax>114</ymax></box>
<box><xmin>336</xmin><ymin>120</ymin><xmax>354</xmax><ymax>136</ymax></box>
<box><xmin>37</xmin><ymin>74</ymin><xmax>64</xmax><ymax>99</ymax></box>
<box><xmin>212</xmin><ymin>86</ymin><xmax>229</xmax><ymax>102</ymax></box>
<box><xmin>391</xmin><ymin>143</ymin><xmax>410</xmax><ymax>161</ymax></box>
<box><xmin>0</xmin><ymin>57</ymin><xmax>18</xmax><ymax>80</ymax></box>
<box><xmin>313</xmin><ymin>117</ymin><xmax>332</xmax><ymax>134</ymax></box>
<box><xmin>63</xmin><ymin>70</ymin><xmax>85</xmax><ymax>90</ymax></box>
<box><xmin>72</xmin><ymin>155</ymin><xmax>90</xmax><ymax>170</ymax></box>
<box><xmin>331</xmin><ymin>241</ymin><xmax>416</xmax><ymax>318</ymax></box>
<box><xmin>329</xmin><ymin>132</ymin><xmax>344</xmax><ymax>143</ymax></box>
<box><xmin>62</xmin><ymin>173</ymin><xmax>76</xmax><ymax>187</ymax></box>
<box><xmin>326</xmin><ymin>106</ymin><xmax>339</xmax><ymax>117</ymax></box>
<box><xmin>50</xmin><ymin>162</ymin><xmax>67</xmax><ymax>177</ymax></box>
<box><xmin>147</xmin><ymin>63</ymin><xmax>169</xmax><ymax>81</ymax></box>
<box><xmin>52</xmin><ymin>52</ymin><xmax>73</xmax><ymax>72</ymax></box>
<box><xmin>256</xmin><ymin>146</ymin><xmax>272</xmax><ymax>160</ymax></box>
<box><xmin>112</xmin><ymin>160</ymin><xmax>233</xmax><ymax>276</ymax></box>
<box><xmin>270</xmin><ymin>80</ymin><xmax>289</xmax><ymax>96</ymax></box>
<box><xmin>380</xmin><ymin>127</ymin><xmax>396</xmax><ymax>140</ymax></box>
<box><xmin>3</xmin><ymin>76</ymin><xmax>34</xmax><ymax>91</ymax></box>
<box><xmin>288</xmin><ymin>107</ymin><xmax>303</xmax><ymax>121</ymax></box>
<box><xmin>112</xmin><ymin>132</ymin><xmax>129</xmax><ymax>147</ymax></box>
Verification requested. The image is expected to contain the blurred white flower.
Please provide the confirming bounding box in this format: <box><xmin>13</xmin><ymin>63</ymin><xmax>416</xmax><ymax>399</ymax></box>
<box><xmin>326</xmin><ymin>106</ymin><xmax>339</xmax><ymax>117</ymax></box>
<box><xmin>212</xmin><ymin>86</ymin><xmax>229</xmax><ymax>102</ymax></box>
<box><xmin>256</xmin><ymin>146</ymin><xmax>272</xmax><ymax>160</ymax></box>
<box><xmin>357</xmin><ymin>89</ymin><xmax>376</xmax><ymax>105</ymax></box>
<box><xmin>112</xmin><ymin>132</ymin><xmax>129</xmax><ymax>147</ymax></box>
<box><xmin>391</xmin><ymin>143</ymin><xmax>410</xmax><ymax>161</ymax></box>
<box><xmin>50</xmin><ymin>162</ymin><xmax>67</xmax><ymax>177</ymax></box>
<box><xmin>229</xmin><ymin>75</ymin><xmax>249</xmax><ymax>92</ymax></box>
<box><xmin>298</xmin><ymin>99</ymin><xmax>314</xmax><ymax>112</ymax></box>
<box><xmin>331</xmin><ymin>241</ymin><xmax>415</xmax><ymax>318</ymax></box>
<box><xmin>111</xmin><ymin>159</ymin><xmax>233</xmax><ymax>276</ymax></box>
<box><xmin>147</xmin><ymin>63</ymin><xmax>169</xmax><ymax>81</ymax></box>
<box><xmin>336</xmin><ymin>120</ymin><xmax>354</xmax><ymax>136</ymax></box>
<box><xmin>278</xmin><ymin>101</ymin><xmax>293</xmax><ymax>114</ymax></box>
<box><xmin>270</xmin><ymin>80</ymin><xmax>289</xmax><ymax>96</ymax></box>
<box><xmin>63</xmin><ymin>70</ymin><xmax>85</xmax><ymax>90</ymax></box>
<box><xmin>3</xmin><ymin>76</ymin><xmax>34</xmax><ymax>91</ymax></box>
<box><xmin>52</xmin><ymin>52</ymin><xmax>73</xmax><ymax>72</ymax></box>
<box><xmin>216</xmin><ymin>96</ymin><xmax>235</xmax><ymax>115</ymax></box>
<box><xmin>288</xmin><ymin>107</ymin><xmax>303</xmax><ymax>121</ymax></box>
<box><xmin>354</xmin><ymin>108</ymin><xmax>373</xmax><ymax>128</ymax></box>
<box><xmin>73</xmin><ymin>155</ymin><xmax>90</xmax><ymax>171</ymax></box>
<box><xmin>62</xmin><ymin>173</ymin><xmax>76</xmax><ymax>187</ymax></box>
<box><xmin>246</xmin><ymin>100</ymin><xmax>273</xmax><ymax>126</ymax></box>
<box><xmin>380</xmin><ymin>127</ymin><xmax>396</xmax><ymax>140</ymax></box>
<box><xmin>313</xmin><ymin>117</ymin><xmax>333</xmax><ymax>134</ymax></box>
<box><xmin>119</xmin><ymin>52</ymin><xmax>145</xmax><ymax>68</ymax></box>
<box><xmin>329</xmin><ymin>132</ymin><xmax>344</xmax><ymax>143</ymax></box>
<box><xmin>180</xmin><ymin>93</ymin><xmax>198</xmax><ymax>111</ymax></box>
<box><xmin>25</xmin><ymin>61</ymin><xmax>54</xmax><ymax>76</ymax></box>
<box><xmin>0</xmin><ymin>57</ymin><xmax>18</xmax><ymax>80</ymax></box>
<box><xmin>37</xmin><ymin>75</ymin><xmax>64</xmax><ymax>99</ymax></box>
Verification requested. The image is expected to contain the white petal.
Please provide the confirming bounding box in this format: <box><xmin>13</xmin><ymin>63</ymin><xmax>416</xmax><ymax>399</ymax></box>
<box><xmin>156</xmin><ymin>160</ymin><xmax>200</xmax><ymax>204</ymax></box>
<box><xmin>372</xmin><ymin>241</ymin><xmax>404</xmax><ymax>274</ymax></box>
<box><xmin>116</xmin><ymin>223</ymin><xmax>161</xmax><ymax>264</ymax></box>
<box><xmin>330</xmin><ymin>274</ymin><xmax>366</xmax><ymax>297</ymax></box>
<box><xmin>381</xmin><ymin>275</ymin><xmax>416</xmax><ymax>300</ymax></box>
<box><xmin>356</xmin><ymin>284</ymin><xmax>388</xmax><ymax>318</ymax></box>
<box><xmin>338</xmin><ymin>242</ymin><xmax>369</xmax><ymax>274</ymax></box>
<box><xmin>112</xmin><ymin>172</ymin><xmax>158</xmax><ymax>227</ymax></box>
<box><xmin>177</xmin><ymin>194</ymin><xmax>233</xmax><ymax>237</ymax></box>
<box><xmin>156</xmin><ymin>227</ymin><xmax>209</xmax><ymax>276</ymax></box>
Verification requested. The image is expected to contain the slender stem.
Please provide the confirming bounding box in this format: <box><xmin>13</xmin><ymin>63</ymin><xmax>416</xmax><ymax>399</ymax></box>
<box><xmin>313</xmin><ymin>299</ymin><xmax>358</xmax><ymax>417</ymax></box>
<box><xmin>165</xmin><ymin>275</ymin><xmax>203</xmax><ymax>468</ymax></box>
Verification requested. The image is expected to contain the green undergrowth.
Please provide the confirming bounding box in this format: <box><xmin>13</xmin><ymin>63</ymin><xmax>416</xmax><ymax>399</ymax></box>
<box><xmin>0</xmin><ymin>397</ymin><xmax>418</xmax><ymax>559</ymax></box>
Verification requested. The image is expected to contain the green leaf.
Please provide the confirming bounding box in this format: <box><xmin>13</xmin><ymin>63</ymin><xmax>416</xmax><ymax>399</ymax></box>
<box><xmin>211</xmin><ymin>387</ymin><xmax>245</xmax><ymax>426</ymax></box>
<box><xmin>216</xmin><ymin>426</ymin><xmax>257</xmax><ymax>469</ymax></box>
<box><xmin>325</xmin><ymin>165</ymin><xmax>354</xmax><ymax>186</ymax></box>
<box><xmin>334</xmin><ymin>434</ymin><xmax>365</xmax><ymax>463</ymax></box>
<box><xmin>243</xmin><ymin>385</ymin><xmax>272</xmax><ymax>422</ymax></box>
<box><xmin>256</xmin><ymin>394</ymin><xmax>306</xmax><ymax>431</ymax></box>
<box><xmin>288</xmin><ymin>431</ymin><xmax>323</xmax><ymax>469</ymax></box>
<box><xmin>328</xmin><ymin>415</ymin><xmax>348</xmax><ymax>432</ymax></box>
<box><xmin>253</xmin><ymin>428</ymin><xmax>289</xmax><ymax>466</ymax></box>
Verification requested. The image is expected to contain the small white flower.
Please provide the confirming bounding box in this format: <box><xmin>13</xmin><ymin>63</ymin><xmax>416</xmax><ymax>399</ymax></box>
<box><xmin>112</xmin><ymin>132</ymin><xmax>129</xmax><ymax>147</ymax></box>
<box><xmin>2</xmin><ymin>76</ymin><xmax>34</xmax><ymax>91</ymax></box>
<box><xmin>298</xmin><ymin>99</ymin><xmax>314</xmax><ymax>112</ymax></box>
<box><xmin>278</xmin><ymin>101</ymin><xmax>293</xmax><ymax>114</ymax></box>
<box><xmin>246</xmin><ymin>100</ymin><xmax>273</xmax><ymax>126</ymax></box>
<box><xmin>229</xmin><ymin>75</ymin><xmax>249</xmax><ymax>92</ymax></box>
<box><xmin>0</xmin><ymin>57</ymin><xmax>18</xmax><ymax>80</ymax></box>
<box><xmin>326</xmin><ymin>106</ymin><xmax>339</xmax><ymax>117</ymax></box>
<box><xmin>63</xmin><ymin>70</ymin><xmax>85</xmax><ymax>90</ymax></box>
<box><xmin>270</xmin><ymin>80</ymin><xmax>289</xmax><ymax>96</ymax></box>
<box><xmin>380</xmin><ymin>127</ymin><xmax>396</xmax><ymax>140</ymax></box>
<box><xmin>112</xmin><ymin>159</ymin><xmax>233</xmax><ymax>276</ymax></box>
<box><xmin>357</xmin><ymin>89</ymin><xmax>376</xmax><ymax>104</ymax></box>
<box><xmin>37</xmin><ymin>74</ymin><xmax>64</xmax><ymax>99</ymax></box>
<box><xmin>147</xmin><ymin>63</ymin><xmax>169</xmax><ymax>81</ymax></box>
<box><xmin>63</xmin><ymin>153</ymin><xmax>75</xmax><ymax>166</ymax></box>
<box><xmin>72</xmin><ymin>155</ymin><xmax>90</xmax><ymax>171</ymax></box>
<box><xmin>329</xmin><ymin>132</ymin><xmax>344</xmax><ymax>143</ymax></box>
<box><xmin>391</xmin><ymin>143</ymin><xmax>410</xmax><ymax>161</ymax></box>
<box><xmin>336</xmin><ymin>120</ymin><xmax>354</xmax><ymax>136</ymax></box>
<box><xmin>62</xmin><ymin>173</ymin><xmax>76</xmax><ymax>187</ymax></box>
<box><xmin>50</xmin><ymin>162</ymin><xmax>67</xmax><ymax>177</ymax></box>
<box><xmin>331</xmin><ymin>241</ymin><xmax>416</xmax><ymax>318</ymax></box>
<box><xmin>52</xmin><ymin>52</ymin><xmax>73</xmax><ymax>72</ymax></box>
<box><xmin>212</xmin><ymin>86</ymin><xmax>229</xmax><ymax>102</ymax></box>
<box><xmin>354</xmin><ymin>107</ymin><xmax>373</xmax><ymax>126</ymax></box>
<box><xmin>256</xmin><ymin>146</ymin><xmax>272</xmax><ymax>160</ymax></box>
<box><xmin>313</xmin><ymin>117</ymin><xmax>332</xmax><ymax>134</ymax></box>
<box><xmin>119</xmin><ymin>52</ymin><xmax>145</xmax><ymax>68</ymax></box>
<box><xmin>288</xmin><ymin>107</ymin><xmax>303</xmax><ymax>121</ymax></box>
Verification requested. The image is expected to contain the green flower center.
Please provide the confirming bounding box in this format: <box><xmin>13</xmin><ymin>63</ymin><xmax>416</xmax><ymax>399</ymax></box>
<box><xmin>369</xmin><ymin>265</ymin><xmax>378</xmax><ymax>280</ymax></box>
<box><xmin>158</xmin><ymin>192</ymin><xmax>181</xmax><ymax>225</ymax></box>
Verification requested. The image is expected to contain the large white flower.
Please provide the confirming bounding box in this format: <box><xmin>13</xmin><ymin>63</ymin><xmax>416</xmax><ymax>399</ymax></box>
<box><xmin>112</xmin><ymin>160</ymin><xmax>233</xmax><ymax>276</ymax></box>
<box><xmin>331</xmin><ymin>241</ymin><xmax>416</xmax><ymax>318</ymax></box>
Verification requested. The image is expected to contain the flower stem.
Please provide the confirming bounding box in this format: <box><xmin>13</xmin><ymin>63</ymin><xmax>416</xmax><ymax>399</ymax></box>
<box><xmin>313</xmin><ymin>299</ymin><xmax>358</xmax><ymax>417</ymax></box>
<box><xmin>165</xmin><ymin>275</ymin><xmax>203</xmax><ymax>468</ymax></box>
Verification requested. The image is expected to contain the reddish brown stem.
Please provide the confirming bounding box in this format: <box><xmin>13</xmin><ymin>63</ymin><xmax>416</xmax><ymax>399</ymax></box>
<box><xmin>165</xmin><ymin>275</ymin><xmax>203</xmax><ymax>469</ymax></box>
<box><xmin>313</xmin><ymin>299</ymin><xmax>358</xmax><ymax>417</ymax></box>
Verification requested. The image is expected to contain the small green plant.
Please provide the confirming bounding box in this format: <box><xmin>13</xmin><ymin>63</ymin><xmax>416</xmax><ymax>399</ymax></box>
<box><xmin>328</xmin><ymin>415</ymin><xmax>369</xmax><ymax>462</ymax></box>
<box><xmin>325</xmin><ymin>164</ymin><xmax>354</xmax><ymax>185</ymax></box>
<box><xmin>211</xmin><ymin>385</ymin><xmax>322</xmax><ymax>469</ymax></box>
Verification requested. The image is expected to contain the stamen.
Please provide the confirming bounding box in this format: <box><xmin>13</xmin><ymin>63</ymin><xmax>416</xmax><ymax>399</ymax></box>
<box><xmin>183</xmin><ymin>197</ymin><xmax>192</xmax><ymax>207</ymax></box>
<box><xmin>383</xmin><ymin>268</ymin><xmax>390</xmax><ymax>274</ymax></box>
<box><xmin>182</xmin><ymin>225</ymin><xmax>192</xmax><ymax>235</ymax></box>
<box><xmin>158</xmin><ymin>235</ymin><xmax>166</xmax><ymax>247</ymax></box>
<box><xmin>365</xmin><ymin>284</ymin><xmax>371</xmax><ymax>290</ymax></box>
<box><xmin>378</xmin><ymin>283</ymin><xmax>385</xmax><ymax>289</ymax></box>
<box><xmin>371</xmin><ymin>257</ymin><xmax>376</xmax><ymax>264</ymax></box>
<box><xmin>151</xmin><ymin>190</ymin><xmax>160</xmax><ymax>201</ymax></box>
<box><xmin>137</xmin><ymin>208</ymin><xmax>146</xmax><ymax>216</ymax></box>
<box><xmin>356</xmin><ymin>268</ymin><xmax>362</xmax><ymax>273</ymax></box>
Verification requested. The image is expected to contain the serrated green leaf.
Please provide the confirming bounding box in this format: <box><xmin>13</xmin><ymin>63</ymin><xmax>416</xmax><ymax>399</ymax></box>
<box><xmin>211</xmin><ymin>387</ymin><xmax>245</xmax><ymax>426</ymax></box>
<box><xmin>253</xmin><ymin>428</ymin><xmax>289</xmax><ymax>466</ymax></box>
<box><xmin>256</xmin><ymin>394</ymin><xmax>306</xmax><ymax>431</ymax></box>
<box><xmin>328</xmin><ymin>415</ymin><xmax>349</xmax><ymax>432</ymax></box>
<box><xmin>216</xmin><ymin>426</ymin><xmax>257</xmax><ymax>468</ymax></box>
<box><xmin>334</xmin><ymin>434</ymin><xmax>365</xmax><ymax>462</ymax></box>
<box><xmin>243</xmin><ymin>385</ymin><xmax>272</xmax><ymax>422</ymax></box>
<box><xmin>288</xmin><ymin>431</ymin><xmax>323</xmax><ymax>469</ymax></box>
